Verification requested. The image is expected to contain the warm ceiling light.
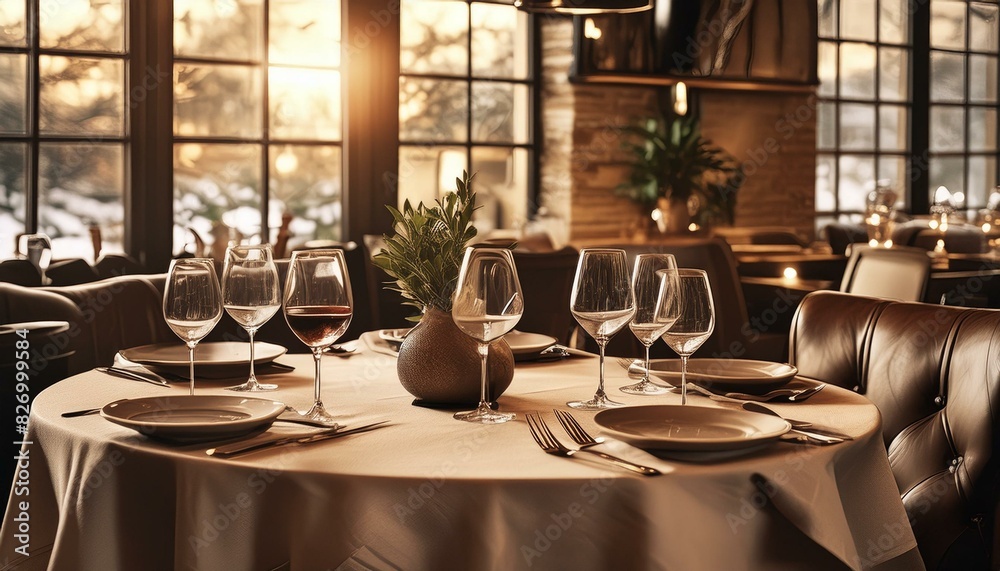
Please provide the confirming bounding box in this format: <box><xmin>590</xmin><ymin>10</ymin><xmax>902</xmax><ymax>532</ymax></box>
<box><xmin>513</xmin><ymin>0</ymin><xmax>652</xmax><ymax>15</ymax></box>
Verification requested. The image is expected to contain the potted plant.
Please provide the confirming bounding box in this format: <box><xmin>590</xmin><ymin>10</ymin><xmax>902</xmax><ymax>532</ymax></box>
<box><xmin>372</xmin><ymin>172</ymin><xmax>514</xmax><ymax>405</ymax></box>
<box><xmin>617</xmin><ymin>112</ymin><xmax>743</xmax><ymax>232</ymax></box>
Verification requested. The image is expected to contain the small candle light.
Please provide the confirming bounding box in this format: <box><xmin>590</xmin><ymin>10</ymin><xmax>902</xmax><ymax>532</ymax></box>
<box><xmin>782</xmin><ymin>267</ymin><xmax>798</xmax><ymax>280</ymax></box>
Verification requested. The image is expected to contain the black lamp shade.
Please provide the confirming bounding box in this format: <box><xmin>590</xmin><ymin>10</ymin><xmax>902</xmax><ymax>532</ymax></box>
<box><xmin>513</xmin><ymin>0</ymin><xmax>652</xmax><ymax>15</ymax></box>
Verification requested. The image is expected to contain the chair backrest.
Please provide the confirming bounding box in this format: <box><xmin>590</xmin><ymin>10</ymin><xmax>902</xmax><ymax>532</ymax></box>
<box><xmin>362</xmin><ymin>234</ymin><xmax>418</xmax><ymax>329</ymax></box>
<box><xmin>43</xmin><ymin>276</ymin><xmax>176</xmax><ymax>369</ymax></box>
<box><xmin>0</xmin><ymin>259</ymin><xmax>42</xmax><ymax>286</ymax></box>
<box><xmin>840</xmin><ymin>245</ymin><xmax>931</xmax><ymax>301</ymax></box>
<box><xmin>598</xmin><ymin>237</ymin><xmax>784</xmax><ymax>360</ymax></box>
<box><xmin>46</xmin><ymin>258</ymin><xmax>100</xmax><ymax>286</ymax></box>
<box><xmin>789</xmin><ymin>291</ymin><xmax>1000</xmax><ymax>569</ymax></box>
<box><xmin>822</xmin><ymin>222</ymin><xmax>868</xmax><ymax>255</ymax></box>
<box><xmin>511</xmin><ymin>246</ymin><xmax>578</xmax><ymax>344</ymax></box>
<box><xmin>94</xmin><ymin>253</ymin><xmax>146</xmax><ymax>279</ymax></box>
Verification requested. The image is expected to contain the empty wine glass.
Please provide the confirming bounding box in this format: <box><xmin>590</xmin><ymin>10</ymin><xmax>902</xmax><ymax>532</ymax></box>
<box><xmin>620</xmin><ymin>253</ymin><xmax>678</xmax><ymax>395</ymax></box>
<box><xmin>451</xmin><ymin>247</ymin><xmax>523</xmax><ymax>423</ymax></box>
<box><xmin>222</xmin><ymin>244</ymin><xmax>281</xmax><ymax>392</ymax></box>
<box><xmin>569</xmin><ymin>248</ymin><xmax>635</xmax><ymax>410</ymax></box>
<box><xmin>659</xmin><ymin>269</ymin><xmax>715</xmax><ymax>405</ymax></box>
<box><xmin>18</xmin><ymin>233</ymin><xmax>52</xmax><ymax>284</ymax></box>
<box><xmin>162</xmin><ymin>258</ymin><xmax>223</xmax><ymax>395</ymax></box>
<box><xmin>283</xmin><ymin>250</ymin><xmax>353</xmax><ymax>425</ymax></box>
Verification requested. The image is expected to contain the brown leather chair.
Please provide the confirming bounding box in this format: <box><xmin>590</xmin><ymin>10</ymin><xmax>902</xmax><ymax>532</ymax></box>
<box><xmin>511</xmin><ymin>246</ymin><xmax>578</xmax><ymax>345</ymax></box>
<box><xmin>599</xmin><ymin>237</ymin><xmax>787</xmax><ymax>361</ymax></box>
<box><xmin>789</xmin><ymin>291</ymin><xmax>1000</xmax><ymax>569</ymax></box>
<box><xmin>46</xmin><ymin>258</ymin><xmax>100</xmax><ymax>286</ymax></box>
<box><xmin>840</xmin><ymin>245</ymin><xmax>932</xmax><ymax>301</ymax></box>
<box><xmin>43</xmin><ymin>276</ymin><xmax>176</xmax><ymax>370</ymax></box>
<box><xmin>0</xmin><ymin>259</ymin><xmax>42</xmax><ymax>286</ymax></box>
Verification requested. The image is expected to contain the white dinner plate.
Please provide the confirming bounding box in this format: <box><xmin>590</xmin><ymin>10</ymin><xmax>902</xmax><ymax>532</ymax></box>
<box><xmin>120</xmin><ymin>341</ymin><xmax>287</xmax><ymax>368</ymax></box>
<box><xmin>101</xmin><ymin>395</ymin><xmax>286</xmax><ymax>443</ymax></box>
<box><xmin>505</xmin><ymin>330</ymin><xmax>557</xmax><ymax>357</ymax></box>
<box><xmin>646</xmin><ymin>359</ymin><xmax>798</xmax><ymax>391</ymax></box>
<box><xmin>594</xmin><ymin>405</ymin><xmax>790</xmax><ymax>451</ymax></box>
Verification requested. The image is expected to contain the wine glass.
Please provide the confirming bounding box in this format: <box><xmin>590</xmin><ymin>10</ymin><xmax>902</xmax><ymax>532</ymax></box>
<box><xmin>283</xmin><ymin>250</ymin><xmax>353</xmax><ymax>425</ymax></box>
<box><xmin>451</xmin><ymin>247</ymin><xmax>523</xmax><ymax>424</ymax></box>
<box><xmin>162</xmin><ymin>258</ymin><xmax>223</xmax><ymax>395</ymax></box>
<box><xmin>18</xmin><ymin>233</ymin><xmax>53</xmax><ymax>284</ymax></box>
<box><xmin>660</xmin><ymin>269</ymin><xmax>715</xmax><ymax>405</ymax></box>
<box><xmin>620</xmin><ymin>253</ymin><xmax>678</xmax><ymax>395</ymax></box>
<box><xmin>568</xmin><ymin>248</ymin><xmax>635</xmax><ymax>410</ymax></box>
<box><xmin>222</xmin><ymin>244</ymin><xmax>281</xmax><ymax>392</ymax></box>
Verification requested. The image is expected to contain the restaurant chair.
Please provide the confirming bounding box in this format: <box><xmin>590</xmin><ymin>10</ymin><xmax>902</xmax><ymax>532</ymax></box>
<box><xmin>46</xmin><ymin>258</ymin><xmax>100</xmax><ymax>286</ymax></box>
<box><xmin>0</xmin><ymin>259</ymin><xmax>42</xmax><ymax>286</ymax></box>
<box><xmin>789</xmin><ymin>291</ymin><xmax>1000</xmax><ymax>569</ymax></box>
<box><xmin>840</xmin><ymin>245</ymin><xmax>931</xmax><ymax>301</ymax></box>
<box><xmin>511</xmin><ymin>246</ymin><xmax>578</xmax><ymax>344</ymax></box>
<box><xmin>94</xmin><ymin>253</ymin><xmax>146</xmax><ymax>279</ymax></box>
<box><xmin>821</xmin><ymin>222</ymin><xmax>868</xmax><ymax>255</ymax></box>
<box><xmin>600</xmin><ymin>237</ymin><xmax>787</xmax><ymax>361</ymax></box>
<box><xmin>44</xmin><ymin>276</ymin><xmax>176</xmax><ymax>370</ymax></box>
<box><xmin>363</xmin><ymin>234</ymin><xmax>417</xmax><ymax>329</ymax></box>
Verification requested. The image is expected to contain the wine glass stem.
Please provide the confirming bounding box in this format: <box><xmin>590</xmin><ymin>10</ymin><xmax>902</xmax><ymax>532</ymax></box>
<box><xmin>477</xmin><ymin>341</ymin><xmax>489</xmax><ymax>409</ymax></box>
<box><xmin>247</xmin><ymin>329</ymin><xmax>258</xmax><ymax>384</ymax></box>
<box><xmin>596</xmin><ymin>341</ymin><xmax>607</xmax><ymax>398</ymax></box>
<box><xmin>680</xmin><ymin>353</ymin><xmax>689</xmax><ymax>405</ymax></box>
<box><xmin>187</xmin><ymin>341</ymin><xmax>196</xmax><ymax>396</ymax></box>
<box><xmin>312</xmin><ymin>348</ymin><xmax>323</xmax><ymax>405</ymax></box>
<box><xmin>642</xmin><ymin>344</ymin><xmax>651</xmax><ymax>384</ymax></box>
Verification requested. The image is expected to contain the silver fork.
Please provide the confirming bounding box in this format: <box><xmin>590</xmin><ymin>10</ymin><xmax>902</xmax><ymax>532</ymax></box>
<box><xmin>553</xmin><ymin>409</ymin><xmax>605</xmax><ymax>449</ymax></box>
<box><xmin>525</xmin><ymin>413</ymin><xmax>661</xmax><ymax>476</ymax></box>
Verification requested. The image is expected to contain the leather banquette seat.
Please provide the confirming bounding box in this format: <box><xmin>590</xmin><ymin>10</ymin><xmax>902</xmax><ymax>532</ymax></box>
<box><xmin>790</xmin><ymin>291</ymin><xmax>1000</xmax><ymax>569</ymax></box>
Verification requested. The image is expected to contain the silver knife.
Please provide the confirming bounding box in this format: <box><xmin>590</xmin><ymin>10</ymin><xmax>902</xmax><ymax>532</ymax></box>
<box><xmin>206</xmin><ymin>420</ymin><xmax>391</xmax><ymax>457</ymax></box>
<box><xmin>96</xmin><ymin>366</ymin><xmax>171</xmax><ymax>387</ymax></box>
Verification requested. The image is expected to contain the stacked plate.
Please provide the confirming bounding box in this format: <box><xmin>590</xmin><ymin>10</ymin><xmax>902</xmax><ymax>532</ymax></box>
<box><xmin>119</xmin><ymin>341</ymin><xmax>287</xmax><ymax>379</ymax></box>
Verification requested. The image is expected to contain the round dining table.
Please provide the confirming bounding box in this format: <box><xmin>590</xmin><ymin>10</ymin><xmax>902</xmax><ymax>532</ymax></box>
<box><xmin>1</xmin><ymin>336</ymin><xmax>922</xmax><ymax>570</ymax></box>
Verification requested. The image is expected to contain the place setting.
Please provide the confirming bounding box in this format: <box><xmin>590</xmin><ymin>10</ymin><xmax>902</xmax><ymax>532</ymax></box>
<box><xmin>534</xmin><ymin>248</ymin><xmax>849</xmax><ymax>463</ymax></box>
<box><xmin>64</xmin><ymin>247</ymin><xmax>391</xmax><ymax>455</ymax></box>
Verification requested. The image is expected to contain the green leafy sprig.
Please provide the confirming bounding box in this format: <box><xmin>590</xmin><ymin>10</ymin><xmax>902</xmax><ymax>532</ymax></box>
<box><xmin>372</xmin><ymin>171</ymin><xmax>479</xmax><ymax>319</ymax></box>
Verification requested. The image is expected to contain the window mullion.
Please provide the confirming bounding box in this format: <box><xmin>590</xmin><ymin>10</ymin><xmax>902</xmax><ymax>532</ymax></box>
<box><xmin>910</xmin><ymin>0</ymin><xmax>930</xmax><ymax>214</ymax></box>
<box><xmin>27</xmin><ymin>0</ymin><xmax>40</xmax><ymax>233</ymax></box>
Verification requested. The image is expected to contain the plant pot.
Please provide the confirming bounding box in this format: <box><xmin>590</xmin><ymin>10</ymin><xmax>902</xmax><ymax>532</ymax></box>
<box><xmin>654</xmin><ymin>197</ymin><xmax>691</xmax><ymax>234</ymax></box>
<box><xmin>396</xmin><ymin>307</ymin><xmax>515</xmax><ymax>405</ymax></box>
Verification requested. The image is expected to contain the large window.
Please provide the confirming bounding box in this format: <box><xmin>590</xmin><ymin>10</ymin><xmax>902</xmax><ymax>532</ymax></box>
<box><xmin>816</xmin><ymin>0</ymin><xmax>999</xmax><ymax>222</ymax></box>
<box><xmin>398</xmin><ymin>0</ymin><xmax>534</xmax><ymax>233</ymax></box>
<box><xmin>928</xmin><ymin>0</ymin><xmax>998</xmax><ymax>210</ymax></box>
<box><xmin>0</xmin><ymin>0</ymin><xmax>128</xmax><ymax>258</ymax></box>
<box><xmin>172</xmin><ymin>0</ymin><xmax>343</xmax><ymax>253</ymax></box>
<box><xmin>0</xmin><ymin>0</ymin><xmax>537</xmax><ymax>266</ymax></box>
<box><xmin>816</xmin><ymin>0</ymin><xmax>912</xmax><ymax>223</ymax></box>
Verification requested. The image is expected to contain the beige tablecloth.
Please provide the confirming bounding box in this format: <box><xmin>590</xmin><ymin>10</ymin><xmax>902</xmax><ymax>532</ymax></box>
<box><xmin>1</xmin><ymin>341</ymin><xmax>921</xmax><ymax>570</ymax></box>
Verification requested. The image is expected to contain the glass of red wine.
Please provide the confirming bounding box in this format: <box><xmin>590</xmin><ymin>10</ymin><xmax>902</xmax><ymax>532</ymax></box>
<box><xmin>282</xmin><ymin>249</ymin><xmax>353</xmax><ymax>425</ymax></box>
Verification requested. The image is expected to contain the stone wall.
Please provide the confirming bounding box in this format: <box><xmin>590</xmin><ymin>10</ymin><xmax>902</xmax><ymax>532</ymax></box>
<box><xmin>538</xmin><ymin>18</ymin><xmax>818</xmax><ymax>244</ymax></box>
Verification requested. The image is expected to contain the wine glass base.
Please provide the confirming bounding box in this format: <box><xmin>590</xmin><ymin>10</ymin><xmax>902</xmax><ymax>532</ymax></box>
<box><xmin>567</xmin><ymin>395</ymin><xmax>626</xmax><ymax>410</ymax></box>
<box><xmin>619</xmin><ymin>380</ymin><xmax>670</xmax><ymax>396</ymax></box>
<box><xmin>227</xmin><ymin>379</ymin><xmax>278</xmax><ymax>392</ymax></box>
<box><xmin>454</xmin><ymin>405</ymin><xmax>515</xmax><ymax>424</ymax></box>
<box><xmin>296</xmin><ymin>402</ymin><xmax>339</xmax><ymax>427</ymax></box>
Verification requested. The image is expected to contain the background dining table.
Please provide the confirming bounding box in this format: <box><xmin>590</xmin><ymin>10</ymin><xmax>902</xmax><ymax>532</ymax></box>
<box><xmin>0</xmin><ymin>336</ymin><xmax>922</xmax><ymax>570</ymax></box>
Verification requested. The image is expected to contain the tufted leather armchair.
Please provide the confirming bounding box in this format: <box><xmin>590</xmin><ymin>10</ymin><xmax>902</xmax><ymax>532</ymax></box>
<box><xmin>789</xmin><ymin>291</ymin><xmax>1000</xmax><ymax>569</ymax></box>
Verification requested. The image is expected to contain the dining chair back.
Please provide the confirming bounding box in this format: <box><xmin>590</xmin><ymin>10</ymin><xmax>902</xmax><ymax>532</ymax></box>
<box><xmin>94</xmin><ymin>253</ymin><xmax>146</xmax><ymax>279</ymax></box>
<box><xmin>0</xmin><ymin>259</ymin><xmax>42</xmax><ymax>286</ymax></box>
<box><xmin>821</xmin><ymin>222</ymin><xmax>868</xmax><ymax>255</ymax></box>
<box><xmin>363</xmin><ymin>234</ymin><xmax>418</xmax><ymax>329</ymax></box>
<box><xmin>46</xmin><ymin>258</ymin><xmax>100</xmax><ymax>286</ymax></box>
<box><xmin>511</xmin><ymin>246</ymin><xmax>578</xmax><ymax>345</ymax></box>
<box><xmin>44</xmin><ymin>276</ymin><xmax>176</xmax><ymax>370</ymax></box>
<box><xmin>840</xmin><ymin>245</ymin><xmax>931</xmax><ymax>301</ymax></box>
<box><xmin>599</xmin><ymin>237</ymin><xmax>786</xmax><ymax>361</ymax></box>
<box><xmin>789</xmin><ymin>291</ymin><xmax>1000</xmax><ymax>569</ymax></box>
